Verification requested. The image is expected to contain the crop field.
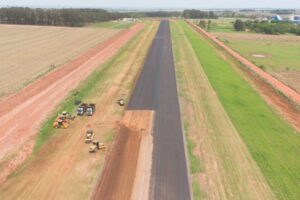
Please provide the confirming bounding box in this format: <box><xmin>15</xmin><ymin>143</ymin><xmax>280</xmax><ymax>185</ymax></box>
<box><xmin>192</xmin><ymin>18</ymin><xmax>236</xmax><ymax>33</ymax></box>
<box><xmin>0</xmin><ymin>24</ymin><xmax>120</xmax><ymax>99</ymax></box>
<box><xmin>214</xmin><ymin>32</ymin><xmax>300</xmax><ymax>92</ymax></box>
<box><xmin>178</xmin><ymin>20</ymin><xmax>300</xmax><ymax>199</ymax></box>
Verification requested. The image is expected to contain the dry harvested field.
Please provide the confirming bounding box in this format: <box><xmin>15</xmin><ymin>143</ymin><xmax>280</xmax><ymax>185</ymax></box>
<box><xmin>0</xmin><ymin>24</ymin><xmax>120</xmax><ymax>99</ymax></box>
<box><xmin>214</xmin><ymin>32</ymin><xmax>300</xmax><ymax>93</ymax></box>
<box><xmin>0</xmin><ymin>21</ymin><xmax>158</xmax><ymax>200</ymax></box>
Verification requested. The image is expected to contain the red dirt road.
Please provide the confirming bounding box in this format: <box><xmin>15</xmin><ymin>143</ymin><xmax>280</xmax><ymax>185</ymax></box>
<box><xmin>0</xmin><ymin>24</ymin><xmax>144</xmax><ymax>182</ymax></box>
<box><xmin>187</xmin><ymin>20</ymin><xmax>300</xmax><ymax>106</ymax></box>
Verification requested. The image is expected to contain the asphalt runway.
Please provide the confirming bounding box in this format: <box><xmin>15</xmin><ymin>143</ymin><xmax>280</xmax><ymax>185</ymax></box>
<box><xmin>128</xmin><ymin>20</ymin><xmax>191</xmax><ymax>200</ymax></box>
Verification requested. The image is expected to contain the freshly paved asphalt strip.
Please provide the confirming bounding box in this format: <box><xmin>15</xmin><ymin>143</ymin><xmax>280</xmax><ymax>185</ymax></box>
<box><xmin>128</xmin><ymin>20</ymin><xmax>191</xmax><ymax>200</ymax></box>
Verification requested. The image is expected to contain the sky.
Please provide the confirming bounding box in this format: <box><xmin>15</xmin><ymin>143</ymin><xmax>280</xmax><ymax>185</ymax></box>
<box><xmin>0</xmin><ymin>0</ymin><xmax>300</xmax><ymax>9</ymax></box>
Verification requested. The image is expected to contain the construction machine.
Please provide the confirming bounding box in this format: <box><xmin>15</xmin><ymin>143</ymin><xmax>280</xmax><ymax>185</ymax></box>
<box><xmin>52</xmin><ymin>111</ymin><xmax>75</xmax><ymax>129</ymax></box>
<box><xmin>86</xmin><ymin>104</ymin><xmax>95</xmax><ymax>116</ymax></box>
<box><xmin>53</xmin><ymin>115</ymin><xmax>69</xmax><ymax>129</ymax></box>
<box><xmin>77</xmin><ymin>103</ymin><xmax>88</xmax><ymax>116</ymax></box>
<box><xmin>85</xmin><ymin>129</ymin><xmax>94</xmax><ymax>143</ymax></box>
<box><xmin>89</xmin><ymin>141</ymin><xmax>105</xmax><ymax>153</ymax></box>
<box><xmin>118</xmin><ymin>98</ymin><xmax>125</xmax><ymax>106</ymax></box>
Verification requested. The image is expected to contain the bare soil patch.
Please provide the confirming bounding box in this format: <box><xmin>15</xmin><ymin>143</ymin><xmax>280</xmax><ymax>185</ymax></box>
<box><xmin>272</xmin><ymin>71</ymin><xmax>300</xmax><ymax>94</ymax></box>
<box><xmin>91</xmin><ymin>110</ymin><xmax>154</xmax><ymax>200</ymax></box>
<box><xmin>251</xmin><ymin>54</ymin><xmax>268</xmax><ymax>58</ymax></box>
<box><xmin>0</xmin><ymin>24</ymin><xmax>120</xmax><ymax>99</ymax></box>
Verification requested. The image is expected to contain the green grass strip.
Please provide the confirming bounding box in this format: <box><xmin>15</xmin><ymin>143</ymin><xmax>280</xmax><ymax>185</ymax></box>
<box><xmin>180</xmin><ymin>20</ymin><xmax>300</xmax><ymax>200</ymax></box>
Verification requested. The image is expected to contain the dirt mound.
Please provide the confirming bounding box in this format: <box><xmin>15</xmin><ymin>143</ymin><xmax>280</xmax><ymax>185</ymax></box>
<box><xmin>92</xmin><ymin>110</ymin><xmax>154</xmax><ymax>200</ymax></box>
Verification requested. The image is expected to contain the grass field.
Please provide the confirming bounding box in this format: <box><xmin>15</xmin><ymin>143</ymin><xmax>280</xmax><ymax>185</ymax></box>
<box><xmin>172</xmin><ymin>21</ymin><xmax>275</xmax><ymax>200</ymax></box>
<box><xmin>192</xmin><ymin>18</ymin><xmax>236</xmax><ymax>33</ymax></box>
<box><xmin>90</xmin><ymin>21</ymin><xmax>134</xmax><ymax>29</ymax></box>
<box><xmin>214</xmin><ymin>32</ymin><xmax>300</xmax><ymax>93</ymax></box>
<box><xmin>0</xmin><ymin>24</ymin><xmax>120</xmax><ymax>99</ymax></box>
<box><xmin>215</xmin><ymin>32</ymin><xmax>300</xmax><ymax>71</ymax></box>
<box><xmin>180</xmin><ymin>20</ymin><xmax>300</xmax><ymax>200</ymax></box>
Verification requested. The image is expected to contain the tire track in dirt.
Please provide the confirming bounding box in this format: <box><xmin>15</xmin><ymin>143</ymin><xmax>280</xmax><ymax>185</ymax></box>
<box><xmin>0</xmin><ymin>23</ymin><xmax>144</xmax><ymax>183</ymax></box>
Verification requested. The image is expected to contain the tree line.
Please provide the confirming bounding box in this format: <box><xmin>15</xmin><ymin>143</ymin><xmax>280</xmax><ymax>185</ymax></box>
<box><xmin>234</xmin><ymin>19</ymin><xmax>300</xmax><ymax>35</ymax></box>
<box><xmin>0</xmin><ymin>7</ymin><xmax>127</xmax><ymax>27</ymax></box>
<box><xmin>182</xmin><ymin>9</ymin><xmax>218</xmax><ymax>19</ymax></box>
<box><xmin>0</xmin><ymin>7</ymin><xmax>219</xmax><ymax>27</ymax></box>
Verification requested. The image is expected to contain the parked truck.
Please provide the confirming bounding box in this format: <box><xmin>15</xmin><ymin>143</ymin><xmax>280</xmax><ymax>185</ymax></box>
<box><xmin>77</xmin><ymin>103</ymin><xmax>88</xmax><ymax>116</ymax></box>
<box><xmin>86</xmin><ymin>104</ymin><xmax>95</xmax><ymax>116</ymax></box>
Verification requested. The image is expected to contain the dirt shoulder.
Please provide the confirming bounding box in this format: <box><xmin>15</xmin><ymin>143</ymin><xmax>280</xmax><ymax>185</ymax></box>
<box><xmin>0</xmin><ymin>21</ymin><xmax>157</xmax><ymax>200</ymax></box>
<box><xmin>92</xmin><ymin>110</ymin><xmax>154</xmax><ymax>200</ymax></box>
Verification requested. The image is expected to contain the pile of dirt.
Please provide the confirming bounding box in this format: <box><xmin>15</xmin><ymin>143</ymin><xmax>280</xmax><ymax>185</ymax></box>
<box><xmin>92</xmin><ymin>110</ymin><xmax>154</xmax><ymax>200</ymax></box>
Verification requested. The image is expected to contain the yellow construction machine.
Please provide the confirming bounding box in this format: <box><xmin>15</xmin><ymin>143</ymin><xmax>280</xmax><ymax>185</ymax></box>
<box><xmin>52</xmin><ymin>111</ymin><xmax>75</xmax><ymax>129</ymax></box>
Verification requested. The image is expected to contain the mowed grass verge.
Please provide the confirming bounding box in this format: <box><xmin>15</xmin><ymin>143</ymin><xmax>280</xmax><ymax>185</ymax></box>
<box><xmin>35</xmin><ymin>24</ymin><xmax>146</xmax><ymax>152</ymax></box>
<box><xmin>181</xmin><ymin>20</ymin><xmax>300</xmax><ymax>200</ymax></box>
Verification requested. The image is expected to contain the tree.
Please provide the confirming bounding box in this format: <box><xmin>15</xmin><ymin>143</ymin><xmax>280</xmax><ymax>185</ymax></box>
<box><xmin>234</xmin><ymin>19</ymin><xmax>245</xmax><ymax>31</ymax></box>
<box><xmin>207</xmin><ymin>20</ymin><xmax>212</xmax><ymax>32</ymax></box>
<box><xmin>198</xmin><ymin>20</ymin><xmax>207</xmax><ymax>29</ymax></box>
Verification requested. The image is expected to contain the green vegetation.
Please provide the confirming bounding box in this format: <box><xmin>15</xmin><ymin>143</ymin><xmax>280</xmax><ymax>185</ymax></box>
<box><xmin>183</xmin><ymin>120</ymin><xmax>201</xmax><ymax>174</ymax></box>
<box><xmin>182</xmin><ymin>9</ymin><xmax>218</xmax><ymax>19</ymax></box>
<box><xmin>244</xmin><ymin>20</ymin><xmax>300</xmax><ymax>35</ymax></box>
<box><xmin>220</xmin><ymin>36</ymin><xmax>300</xmax><ymax>71</ymax></box>
<box><xmin>35</xmin><ymin>25</ymin><xmax>145</xmax><ymax>151</ymax></box>
<box><xmin>180</xmin><ymin>20</ymin><xmax>300</xmax><ymax>200</ymax></box>
<box><xmin>0</xmin><ymin>7</ymin><xmax>127</xmax><ymax>27</ymax></box>
<box><xmin>90</xmin><ymin>21</ymin><xmax>134</xmax><ymax>29</ymax></box>
<box><xmin>231</xmin><ymin>18</ymin><xmax>300</xmax><ymax>35</ymax></box>
<box><xmin>192</xmin><ymin>180</ymin><xmax>202</xmax><ymax>200</ymax></box>
<box><xmin>233</xmin><ymin>19</ymin><xmax>245</xmax><ymax>31</ymax></box>
<box><xmin>195</xmin><ymin>18</ymin><xmax>236</xmax><ymax>33</ymax></box>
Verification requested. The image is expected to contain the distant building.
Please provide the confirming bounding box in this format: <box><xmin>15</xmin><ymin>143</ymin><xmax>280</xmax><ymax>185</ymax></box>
<box><xmin>272</xmin><ymin>15</ymin><xmax>283</xmax><ymax>22</ymax></box>
<box><xmin>294</xmin><ymin>16</ymin><xmax>300</xmax><ymax>24</ymax></box>
<box><xmin>122</xmin><ymin>18</ymin><xmax>136</xmax><ymax>22</ymax></box>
